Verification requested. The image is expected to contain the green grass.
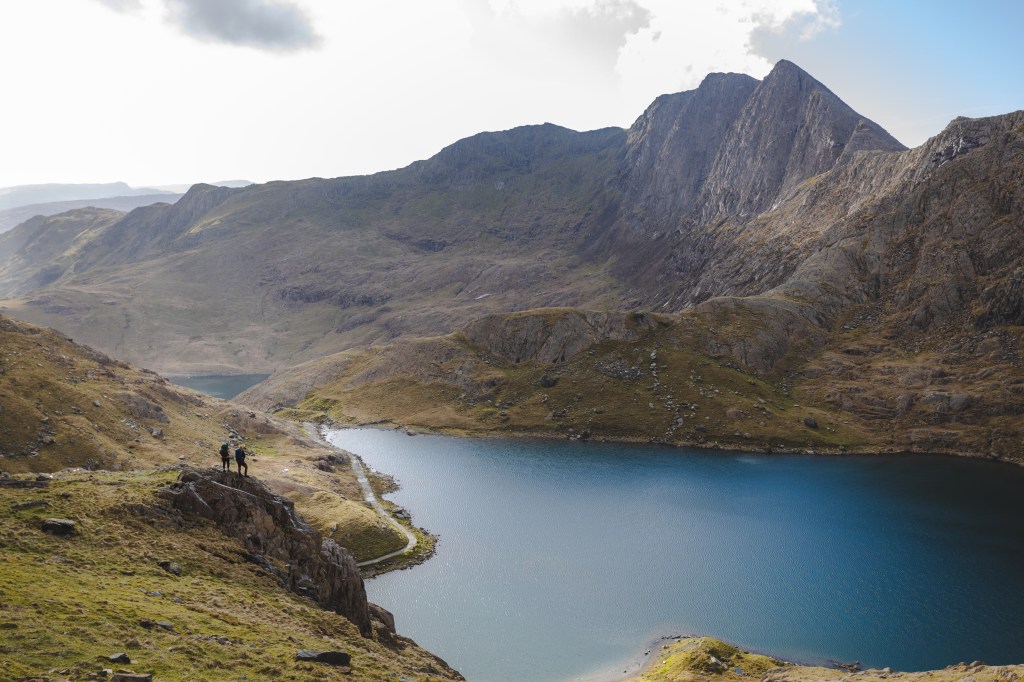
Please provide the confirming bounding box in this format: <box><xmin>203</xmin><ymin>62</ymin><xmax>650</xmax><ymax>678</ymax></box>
<box><xmin>0</xmin><ymin>471</ymin><xmax>460</xmax><ymax>681</ymax></box>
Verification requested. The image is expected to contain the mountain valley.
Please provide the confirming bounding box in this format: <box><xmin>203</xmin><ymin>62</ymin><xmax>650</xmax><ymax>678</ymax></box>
<box><xmin>2</xmin><ymin>56</ymin><xmax>1024</xmax><ymax>680</ymax></box>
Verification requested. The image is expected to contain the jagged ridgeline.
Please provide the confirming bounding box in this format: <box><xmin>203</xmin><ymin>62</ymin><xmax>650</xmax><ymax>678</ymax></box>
<box><xmin>2</xmin><ymin>60</ymin><xmax>1024</xmax><ymax>458</ymax></box>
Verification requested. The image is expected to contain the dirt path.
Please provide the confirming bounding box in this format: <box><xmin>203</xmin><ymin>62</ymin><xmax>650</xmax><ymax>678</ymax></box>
<box><xmin>304</xmin><ymin>424</ymin><xmax>417</xmax><ymax>567</ymax></box>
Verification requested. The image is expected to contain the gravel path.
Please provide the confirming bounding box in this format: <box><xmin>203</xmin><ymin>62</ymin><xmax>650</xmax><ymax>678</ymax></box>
<box><xmin>304</xmin><ymin>424</ymin><xmax>417</xmax><ymax>566</ymax></box>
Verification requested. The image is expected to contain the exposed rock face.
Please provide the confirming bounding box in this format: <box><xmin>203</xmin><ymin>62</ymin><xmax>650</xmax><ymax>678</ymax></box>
<box><xmin>615</xmin><ymin>72</ymin><xmax>758</xmax><ymax>234</ymax></box>
<box><xmin>462</xmin><ymin>309</ymin><xmax>666</xmax><ymax>363</ymax></box>
<box><xmin>610</xmin><ymin>60</ymin><xmax>905</xmax><ymax>241</ymax></box>
<box><xmin>695</xmin><ymin>60</ymin><xmax>905</xmax><ymax>222</ymax></box>
<box><xmin>159</xmin><ymin>469</ymin><xmax>373</xmax><ymax>636</ymax></box>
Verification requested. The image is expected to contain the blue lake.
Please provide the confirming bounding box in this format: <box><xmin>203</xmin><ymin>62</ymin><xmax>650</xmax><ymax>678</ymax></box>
<box><xmin>327</xmin><ymin>428</ymin><xmax>1024</xmax><ymax>682</ymax></box>
<box><xmin>167</xmin><ymin>373</ymin><xmax>270</xmax><ymax>400</ymax></box>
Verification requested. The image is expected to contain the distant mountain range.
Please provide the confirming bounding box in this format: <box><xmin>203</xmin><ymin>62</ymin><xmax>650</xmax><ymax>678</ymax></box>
<box><xmin>0</xmin><ymin>193</ymin><xmax>183</xmax><ymax>234</ymax></box>
<box><xmin>1</xmin><ymin>60</ymin><xmax>1022</xmax><ymax>458</ymax></box>
<box><xmin>0</xmin><ymin>181</ymin><xmax>175</xmax><ymax>211</ymax></box>
<box><xmin>0</xmin><ymin>180</ymin><xmax>253</xmax><ymax>234</ymax></box>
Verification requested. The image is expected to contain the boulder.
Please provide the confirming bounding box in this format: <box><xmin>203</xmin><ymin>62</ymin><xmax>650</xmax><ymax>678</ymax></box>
<box><xmin>369</xmin><ymin>603</ymin><xmax>396</xmax><ymax>631</ymax></box>
<box><xmin>295</xmin><ymin>649</ymin><xmax>351</xmax><ymax>666</ymax></box>
<box><xmin>42</xmin><ymin>518</ymin><xmax>76</xmax><ymax>535</ymax></box>
<box><xmin>803</xmin><ymin>417</ymin><xmax>819</xmax><ymax>429</ymax></box>
<box><xmin>157</xmin><ymin>560</ymin><xmax>181</xmax><ymax>576</ymax></box>
<box><xmin>12</xmin><ymin>499</ymin><xmax>49</xmax><ymax>511</ymax></box>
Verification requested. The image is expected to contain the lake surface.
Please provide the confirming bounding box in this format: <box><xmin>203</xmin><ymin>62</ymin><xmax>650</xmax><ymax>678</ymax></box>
<box><xmin>327</xmin><ymin>428</ymin><xmax>1024</xmax><ymax>682</ymax></box>
<box><xmin>167</xmin><ymin>373</ymin><xmax>269</xmax><ymax>399</ymax></box>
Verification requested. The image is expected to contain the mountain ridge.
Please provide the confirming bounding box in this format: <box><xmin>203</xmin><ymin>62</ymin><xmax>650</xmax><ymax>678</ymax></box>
<box><xmin>0</xmin><ymin>60</ymin><xmax>927</xmax><ymax>378</ymax></box>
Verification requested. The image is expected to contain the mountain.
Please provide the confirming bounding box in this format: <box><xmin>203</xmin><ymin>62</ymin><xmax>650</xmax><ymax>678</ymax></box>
<box><xmin>2</xmin><ymin>60</ymin><xmax>1023</xmax><ymax>458</ymax></box>
<box><xmin>146</xmin><ymin>179</ymin><xmax>254</xmax><ymax>193</ymax></box>
<box><xmin>0</xmin><ymin>181</ymin><xmax>176</xmax><ymax>212</ymax></box>
<box><xmin>0</xmin><ymin>61</ymin><xmax>911</xmax><ymax>376</ymax></box>
<box><xmin>0</xmin><ymin>193</ymin><xmax>183</xmax><ymax>234</ymax></box>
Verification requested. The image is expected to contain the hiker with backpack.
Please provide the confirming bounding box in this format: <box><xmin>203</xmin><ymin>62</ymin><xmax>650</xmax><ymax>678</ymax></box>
<box><xmin>220</xmin><ymin>442</ymin><xmax>231</xmax><ymax>471</ymax></box>
<box><xmin>235</xmin><ymin>445</ymin><xmax>248</xmax><ymax>477</ymax></box>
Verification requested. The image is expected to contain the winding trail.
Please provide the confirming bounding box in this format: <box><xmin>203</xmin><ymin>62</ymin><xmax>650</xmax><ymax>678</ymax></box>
<box><xmin>304</xmin><ymin>424</ymin><xmax>417</xmax><ymax>567</ymax></box>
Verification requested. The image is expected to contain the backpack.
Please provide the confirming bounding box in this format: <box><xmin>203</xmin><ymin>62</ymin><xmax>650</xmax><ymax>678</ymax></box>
<box><xmin>220</xmin><ymin>443</ymin><xmax>230</xmax><ymax>458</ymax></box>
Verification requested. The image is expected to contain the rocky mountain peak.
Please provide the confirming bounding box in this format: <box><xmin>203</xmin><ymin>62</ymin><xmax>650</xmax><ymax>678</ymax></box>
<box><xmin>609</xmin><ymin>60</ymin><xmax>907</xmax><ymax>243</ymax></box>
<box><xmin>695</xmin><ymin>60</ymin><xmax>907</xmax><ymax>222</ymax></box>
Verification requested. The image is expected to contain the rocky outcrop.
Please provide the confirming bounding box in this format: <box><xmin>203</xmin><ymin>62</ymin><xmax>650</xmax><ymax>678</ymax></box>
<box><xmin>462</xmin><ymin>309</ymin><xmax>667</xmax><ymax>364</ymax></box>
<box><xmin>159</xmin><ymin>469</ymin><xmax>374</xmax><ymax>636</ymax></box>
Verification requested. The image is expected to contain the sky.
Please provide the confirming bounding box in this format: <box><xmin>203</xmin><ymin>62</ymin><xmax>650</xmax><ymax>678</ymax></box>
<box><xmin>0</xmin><ymin>0</ymin><xmax>1021</xmax><ymax>189</ymax></box>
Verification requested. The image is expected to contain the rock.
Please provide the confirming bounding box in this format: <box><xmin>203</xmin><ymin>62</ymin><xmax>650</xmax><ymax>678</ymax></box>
<box><xmin>316</xmin><ymin>460</ymin><xmax>335</xmax><ymax>473</ymax></box>
<box><xmin>803</xmin><ymin>417</ymin><xmax>818</xmax><ymax>429</ymax></box>
<box><xmin>157</xmin><ymin>560</ymin><xmax>181</xmax><ymax>576</ymax></box>
<box><xmin>42</xmin><ymin>518</ymin><xmax>76</xmax><ymax>535</ymax></box>
<box><xmin>108</xmin><ymin>653</ymin><xmax>131</xmax><ymax>663</ymax></box>
<box><xmin>0</xmin><ymin>478</ymin><xmax>49</xmax><ymax>489</ymax></box>
<box><xmin>93</xmin><ymin>400</ymin><xmax>102</xmax><ymax>407</ymax></box>
<box><xmin>150</xmin><ymin>428</ymin><xmax>164</xmax><ymax>439</ymax></box>
<box><xmin>465</xmin><ymin>310</ymin><xmax>657</xmax><ymax>365</ymax></box>
<box><xmin>110</xmin><ymin>674</ymin><xmax>152</xmax><ymax>682</ymax></box>
<box><xmin>12</xmin><ymin>499</ymin><xmax>50</xmax><ymax>511</ymax></box>
<box><xmin>539</xmin><ymin>375</ymin><xmax>559</xmax><ymax>388</ymax></box>
<box><xmin>295</xmin><ymin>649</ymin><xmax>351</xmax><ymax>666</ymax></box>
<box><xmin>159</xmin><ymin>469</ymin><xmax>372</xmax><ymax>636</ymax></box>
<box><xmin>368</xmin><ymin>603</ymin><xmax>396</xmax><ymax>632</ymax></box>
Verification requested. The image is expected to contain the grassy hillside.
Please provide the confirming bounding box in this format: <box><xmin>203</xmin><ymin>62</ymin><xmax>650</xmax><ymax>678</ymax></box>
<box><xmin>0</xmin><ymin>469</ymin><xmax>460</xmax><ymax>681</ymax></box>
<box><xmin>0</xmin><ymin>125</ymin><xmax>628</xmax><ymax>375</ymax></box>
<box><xmin>243</xmin><ymin>306</ymin><xmax>1024</xmax><ymax>463</ymax></box>
<box><xmin>0</xmin><ymin>312</ymin><xmax>457</xmax><ymax>678</ymax></box>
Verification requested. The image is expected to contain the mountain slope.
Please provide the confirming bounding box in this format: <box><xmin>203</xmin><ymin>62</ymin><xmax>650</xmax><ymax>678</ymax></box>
<box><xmin>0</xmin><ymin>62</ymin><xmax>911</xmax><ymax>376</ymax></box>
<box><xmin>242</xmin><ymin>109</ymin><xmax>1024</xmax><ymax>461</ymax></box>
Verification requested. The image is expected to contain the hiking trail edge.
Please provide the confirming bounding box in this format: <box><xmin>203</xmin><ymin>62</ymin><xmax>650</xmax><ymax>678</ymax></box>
<box><xmin>304</xmin><ymin>423</ymin><xmax>417</xmax><ymax>567</ymax></box>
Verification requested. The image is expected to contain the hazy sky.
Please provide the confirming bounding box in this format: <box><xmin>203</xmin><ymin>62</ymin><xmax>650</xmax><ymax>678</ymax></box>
<box><xmin>1</xmin><ymin>0</ymin><xmax>1021</xmax><ymax>188</ymax></box>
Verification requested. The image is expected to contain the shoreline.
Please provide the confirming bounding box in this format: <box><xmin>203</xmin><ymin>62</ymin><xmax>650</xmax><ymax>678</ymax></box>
<box><xmin>569</xmin><ymin>632</ymin><xmax>684</xmax><ymax>682</ymax></box>
<box><xmin>302</xmin><ymin>422</ymin><xmax>430</xmax><ymax>571</ymax></box>
<box><xmin>315</xmin><ymin>421</ymin><xmax>1024</xmax><ymax>681</ymax></box>
<box><xmin>325</xmin><ymin>419</ymin><xmax>1024</xmax><ymax>469</ymax></box>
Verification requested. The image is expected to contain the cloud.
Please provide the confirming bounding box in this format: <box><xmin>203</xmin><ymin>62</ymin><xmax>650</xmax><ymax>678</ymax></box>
<box><xmin>164</xmin><ymin>0</ymin><xmax>320</xmax><ymax>51</ymax></box>
<box><xmin>613</xmin><ymin>1</ymin><xmax>841</xmax><ymax>109</ymax></box>
<box><xmin>464</xmin><ymin>0</ymin><xmax>651</xmax><ymax>83</ymax></box>
<box><xmin>92</xmin><ymin>0</ymin><xmax>143</xmax><ymax>11</ymax></box>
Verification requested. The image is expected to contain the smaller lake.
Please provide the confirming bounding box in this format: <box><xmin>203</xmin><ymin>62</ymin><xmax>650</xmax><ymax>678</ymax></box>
<box><xmin>167</xmin><ymin>373</ymin><xmax>270</xmax><ymax>400</ymax></box>
<box><xmin>329</xmin><ymin>428</ymin><xmax>1024</xmax><ymax>682</ymax></box>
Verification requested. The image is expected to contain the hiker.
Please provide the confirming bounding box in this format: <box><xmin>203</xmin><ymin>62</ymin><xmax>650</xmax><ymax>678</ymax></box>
<box><xmin>219</xmin><ymin>442</ymin><xmax>231</xmax><ymax>471</ymax></box>
<box><xmin>235</xmin><ymin>445</ymin><xmax>248</xmax><ymax>477</ymax></box>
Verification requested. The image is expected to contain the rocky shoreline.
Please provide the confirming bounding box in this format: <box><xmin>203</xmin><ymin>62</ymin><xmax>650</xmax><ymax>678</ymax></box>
<box><xmin>332</xmin><ymin>418</ymin><xmax>1024</xmax><ymax>468</ymax></box>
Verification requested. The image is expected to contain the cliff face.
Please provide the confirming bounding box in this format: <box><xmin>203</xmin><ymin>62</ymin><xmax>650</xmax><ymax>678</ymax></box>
<box><xmin>160</xmin><ymin>469</ymin><xmax>375</xmax><ymax>636</ymax></box>
<box><xmin>609</xmin><ymin>60</ymin><xmax>905</xmax><ymax>241</ymax></box>
<box><xmin>695</xmin><ymin>59</ymin><xmax>905</xmax><ymax>222</ymax></box>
